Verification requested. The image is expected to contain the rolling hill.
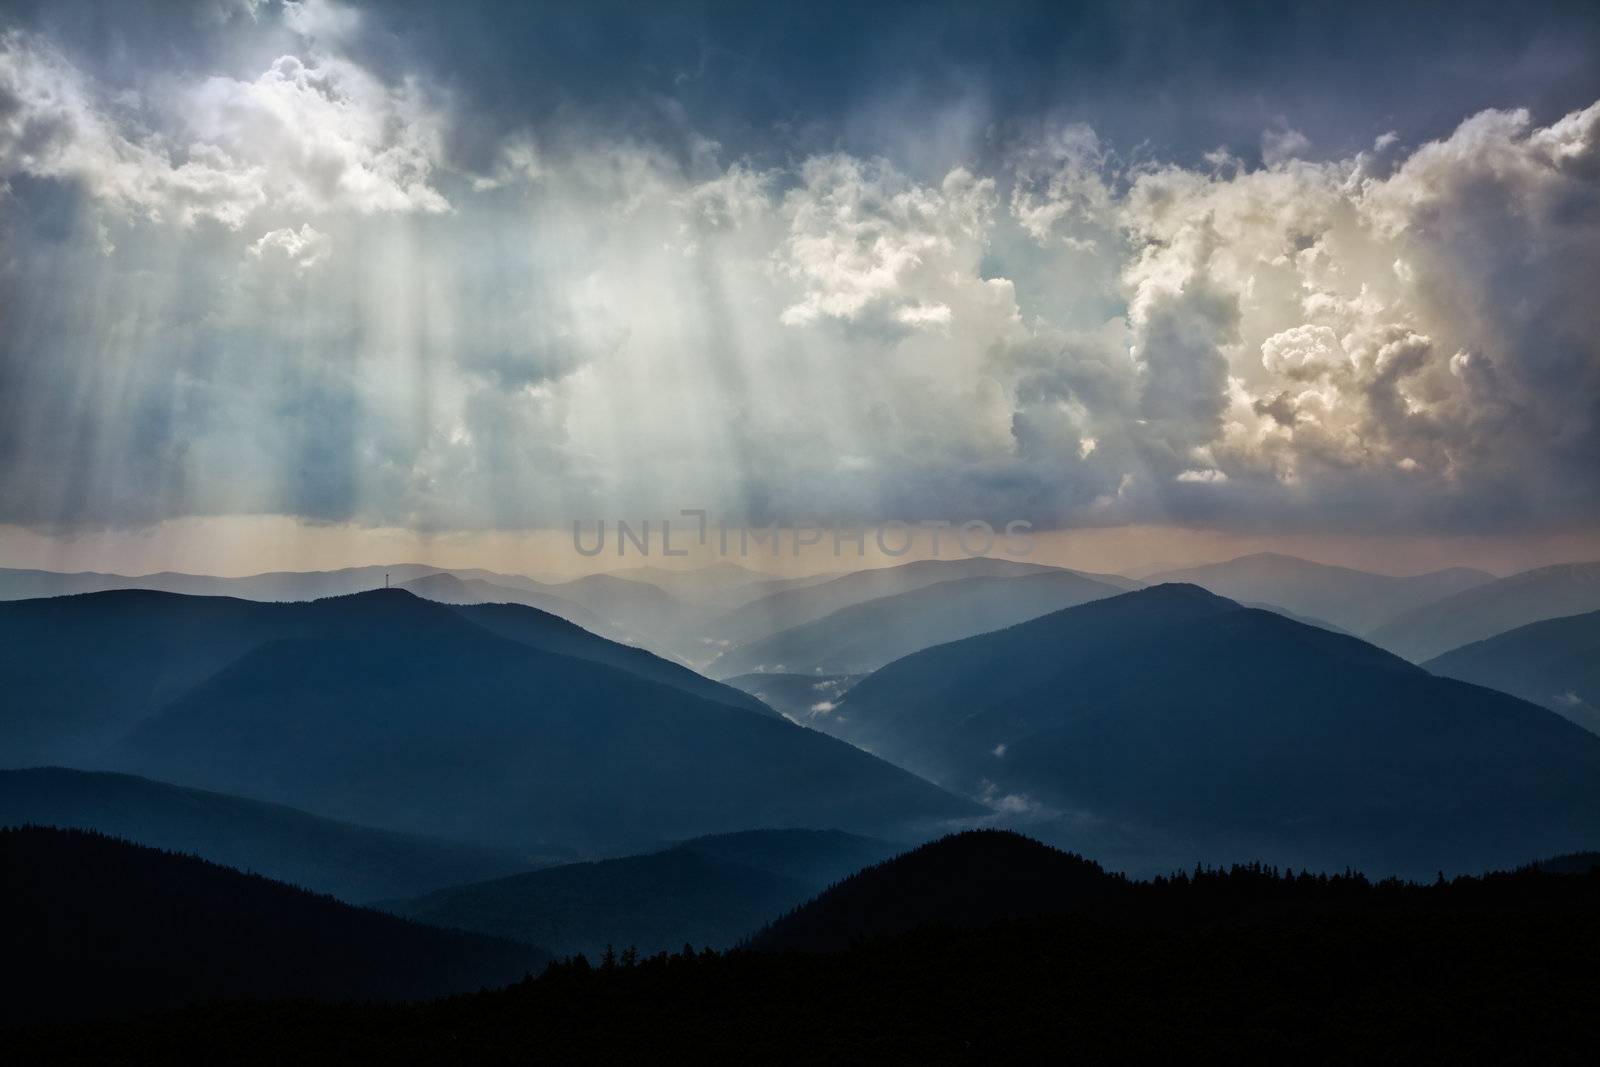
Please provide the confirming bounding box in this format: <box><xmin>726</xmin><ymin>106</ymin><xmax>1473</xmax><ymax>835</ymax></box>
<box><xmin>1369</xmin><ymin>561</ymin><xmax>1600</xmax><ymax>662</ymax></box>
<box><xmin>1424</xmin><ymin>609</ymin><xmax>1600</xmax><ymax>735</ymax></box>
<box><xmin>0</xmin><ymin>826</ymin><xmax>545</xmax><ymax>1025</ymax></box>
<box><xmin>820</xmin><ymin>584</ymin><xmax>1600</xmax><ymax>877</ymax></box>
<box><xmin>383</xmin><ymin>830</ymin><xmax>899</xmax><ymax>958</ymax></box>
<box><xmin>1144</xmin><ymin>552</ymin><xmax>1493</xmax><ymax>634</ymax></box>
<box><xmin>710</xmin><ymin>570</ymin><xmax>1125</xmax><ymax>677</ymax></box>
<box><xmin>0</xmin><ymin>768</ymin><xmax>532</xmax><ymax>902</ymax></box>
<box><xmin>106</xmin><ymin>589</ymin><xmax>978</xmax><ymax>854</ymax></box>
<box><xmin>748</xmin><ymin>830</ymin><xmax>1121</xmax><ymax>953</ymax></box>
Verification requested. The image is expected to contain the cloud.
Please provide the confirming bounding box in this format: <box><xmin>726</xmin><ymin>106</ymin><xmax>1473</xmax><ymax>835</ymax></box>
<box><xmin>0</xmin><ymin>3</ymin><xmax>1596</xmax><ymax>537</ymax></box>
<box><xmin>0</xmin><ymin>14</ymin><xmax>449</xmax><ymax>237</ymax></box>
<box><xmin>249</xmin><ymin>223</ymin><xmax>331</xmax><ymax>270</ymax></box>
<box><xmin>777</xmin><ymin>156</ymin><xmax>997</xmax><ymax>329</ymax></box>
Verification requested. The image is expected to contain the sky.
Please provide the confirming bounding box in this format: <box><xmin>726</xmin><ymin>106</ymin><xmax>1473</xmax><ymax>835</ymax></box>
<box><xmin>1</xmin><ymin>0</ymin><xmax>1598</xmax><ymax>577</ymax></box>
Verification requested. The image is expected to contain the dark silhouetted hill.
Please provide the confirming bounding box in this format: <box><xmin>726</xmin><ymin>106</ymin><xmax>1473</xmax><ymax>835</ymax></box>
<box><xmin>383</xmin><ymin>829</ymin><xmax>899</xmax><ymax>957</ymax></box>
<box><xmin>825</xmin><ymin>584</ymin><xmax>1600</xmax><ymax>877</ymax></box>
<box><xmin>0</xmin><ymin>826</ymin><xmax>545</xmax><ymax>1025</ymax></box>
<box><xmin>748</xmin><ymin>830</ymin><xmax>1121</xmax><ymax>952</ymax></box>
<box><xmin>0</xmin><ymin>768</ymin><xmax>531</xmax><ymax>902</ymax></box>
<box><xmin>21</xmin><ymin>853</ymin><xmax>1600</xmax><ymax>1062</ymax></box>
<box><xmin>1424</xmin><ymin>609</ymin><xmax>1600</xmax><ymax>734</ymax></box>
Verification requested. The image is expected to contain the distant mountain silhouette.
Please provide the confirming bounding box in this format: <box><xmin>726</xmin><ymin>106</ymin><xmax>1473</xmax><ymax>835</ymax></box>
<box><xmin>107</xmin><ymin>589</ymin><xmax>977</xmax><ymax>853</ymax></box>
<box><xmin>706</xmin><ymin>558</ymin><xmax>1078</xmax><ymax>646</ymax></box>
<box><xmin>0</xmin><ymin>563</ymin><xmax>445</xmax><ymax>601</ymax></box>
<box><xmin>0</xmin><ymin>826</ymin><xmax>545</xmax><ymax>1024</ymax></box>
<box><xmin>1424</xmin><ymin>609</ymin><xmax>1600</xmax><ymax>734</ymax></box>
<box><xmin>710</xmin><ymin>571</ymin><xmax>1124</xmax><ymax>677</ymax></box>
<box><xmin>0</xmin><ymin>768</ymin><xmax>532</xmax><ymax>902</ymax></box>
<box><xmin>383</xmin><ymin>830</ymin><xmax>899</xmax><ymax>958</ymax></box>
<box><xmin>823</xmin><ymin>584</ymin><xmax>1600</xmax><ymax>876</ymax></box>
<box><xmin>748</xmin><ymin>830</ymin><xmax>1121</xmax><ymax>953</ymax></box>
<box><xmin>1144</xmin><ymin>552</ymin><xmax>1493</xmax><ymax>634</ymax></box>
<box><xmin>1370</xmin><ymin>561</ymin><xmax>1600</xmax><ymax>662</ymax></box>
<box><xmin>722</xmin><ymin>672</ymin><xmax>863</xmax><ymax>721</ymax></box>
<box><xmin>540</xmin><ymin>572</ymin><xmax>718</xmax><ymax>662</ymax></box>
<box><xmin>608</xmin><ymin>562</ymin><xmax>836</xmax><ymax>610</ymax></box>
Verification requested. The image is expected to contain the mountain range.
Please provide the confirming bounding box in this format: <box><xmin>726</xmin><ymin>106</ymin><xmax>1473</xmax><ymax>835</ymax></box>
<box><xmin>0</xmin><ymin>767</ymin><xmax>533</xmax><ymax>902</ymax></box>
<box><xmin>817</xmin><ymin>583</ymin><xmax>1600</xmax><ymax>876</ymax></box>
<box><xmin>98</xmin><ymin>589</ymin><xmax>976</xmax><ymax>852</ymax></box>
<box><xmin>1369</xmin><ymin>561</ymin><xmax>1600</xmax><ymax>662</ymax></box>
<box><xmin>1143</xmin><ymin>552</ymin><xmax>1495</xmax><ymax>635</ymax></box>
<box><xmin>1424</xmin><ymin>609</ymin><xmax>1600</xmax><ymax>735</ymax></box>
<box><xmin>709</xmin><ymin>570</ymin><xmax>1124</xmax><ymax>678</ymax></box>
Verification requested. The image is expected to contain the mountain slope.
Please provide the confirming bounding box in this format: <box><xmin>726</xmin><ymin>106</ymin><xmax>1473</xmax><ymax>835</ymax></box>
<box><xmin>384</xmin><ymin>828</ymin><xmax>899</xmax><ymax>957</ymax></box>
<box><xmin>710</xmin><ymin>570</ymin><xmax>1124</xmax><ymax>677</ymax></box>
<box><xmin>0</xmin><ymin>826</ymin><xmax>545</xmax><ymax>1024</ymax></box>
<box><xmin>0</xmin><ymin>590</ymin><xmax>294</xmax><ymax>765</ymax></box>
<box><xmin>0</xmin><ymin>584</ymin><xmax>773</xmax><ymax>768</ymax></box>
<box><xmin>823</xmin><ymin>584</ymin><xmax>1600</xmax><ymax>876</ymax></box>
<box><xmin>748</xmin><ymin>830</ymin><xmax>1121</xmax><ymax>953</ymax></box>
<box><xmin>0</xmin><ymin>768</ymin><xmax>531</xmax><ymax>902</ymax></box>
<box><xmin>1369</xmin><ymin>561</ymin><xmax>1600</xmax><ymax>662</ymax></box>
<box><xmin>722</xmin><ymin>673</ymin><xmax>862</xmax><ymax>722</ymax></box>
<box><xmin>706</xmin><ymin>558</ymin><xmax>1071</xmax><ymax>646</ymax></box>
<box><xmin>450</xmin><ymin>600</ymin><xmax>776</xmax><ymax>717</ymax></box>
<box><xmin>1424</xmin><ymin>609</ymin><xmax>1600</xmax><ymax>735</ymax></box>
<box><xmin>398</xmin><ymin>572</ymin><xmax>628</xmax><ymax>640</ymax></box>
<box><xmin>1145</xmin><ymin>552</ymin><xmax>1494</xmax><ymax>634</ymax></box>
<box><xmin>108</xmin><ymin>590</ymin><xmax>978</xmax><ymax>853</ymax></box>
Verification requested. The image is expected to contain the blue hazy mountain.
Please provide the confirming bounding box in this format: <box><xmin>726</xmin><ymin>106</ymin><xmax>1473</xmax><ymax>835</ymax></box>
<box><xmin>383</xmin><ymin>829</ymin><xmax>900</xmax><ymax>958</ymax></box>
<box><xmin>0</xmin><ymin>585</ymin><xmax>772</xmax><ymax>765</ymax></box>
<box><xmin>1424</xmin><ymin>609</ymin><xmax>1600</xmax><ymax>735</ymax></box>
<box><xmin>0</xmin><ymin>589</ymin><xmax>305</xmax><ymax>766</ymax></box>
<box><xmin>1369</xmin><ymin>561</ymin><xmax>1600</xmax><ymax>662</ymax></box>
<box><xmin>448</xmin><ymin>598</ymin><xmax>778</xmax><ymax>717</ymax></box>
<box><xmin>706</xmin><ymin>558</ymin><xmax>1098</xmax><ymax>646</ymax></box>
<box><xmin>0</xmin><ymin>768</ymin><xmax>534</xmax><ymax>902</ymax></box>
<box><xmin>821</xmin><ymin>584</ymin><xmax>1600</xmax><ymax>876</ymax></box>
<box><xmin>0</xmin><ymin>825</ymin><xmax>546</xmax><ymax>1025</ymax></box>
<box><xmin>710</xmin><ymin>570</ymin><xmax>1125</xmax><ymax>677</ymax></box>
<box><xmin>1144</xmin><ymin>553</ymin><xmax>1494</xmax><ymax>634</ymax></box>
<box><xmin>106</xmin><ymin>590</ymin><xmax>977</xmax><ymax>853</ymax></box>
